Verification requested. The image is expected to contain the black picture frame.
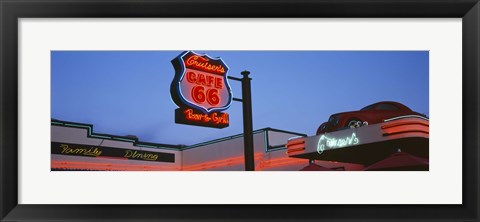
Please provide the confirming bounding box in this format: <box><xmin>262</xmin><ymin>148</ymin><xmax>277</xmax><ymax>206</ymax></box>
<box><xmin>1</xmin><ymin>0</ymin><xmax>479</xmax><ymax>221</ymax></box>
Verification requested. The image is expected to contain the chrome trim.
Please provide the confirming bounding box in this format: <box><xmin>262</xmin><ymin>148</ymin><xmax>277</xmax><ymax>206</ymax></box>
<box><xmin>384</xmin><ymin>115</ymin><xmax>429</xmax><ymax>122</ymax></box>
<box><xmin>287</xmin><ymin>136</ymin><xmax>305</xmax><ymax>141</ymax></box>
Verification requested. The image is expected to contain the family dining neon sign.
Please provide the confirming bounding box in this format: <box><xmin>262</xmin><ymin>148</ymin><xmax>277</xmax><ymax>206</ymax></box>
<box><xmin>171</xmin><ymin>51</ymin><xmax>232</xmax><ymax>128</ymax></box>
<box><xmin>317</xmin><ymin>133</ymin><xmax>360</xmax><ymax>154</ymax></box>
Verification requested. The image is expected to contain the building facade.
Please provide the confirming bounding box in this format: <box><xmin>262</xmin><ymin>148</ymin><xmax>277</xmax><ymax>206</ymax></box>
<box><xmin>51</xmin><ymin>119</ymin><xmax>364</xmax><ymax>171</ymax></box>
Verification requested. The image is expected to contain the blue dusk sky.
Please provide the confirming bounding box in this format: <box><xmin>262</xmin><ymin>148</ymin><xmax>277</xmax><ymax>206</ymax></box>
<box><xmin>51</xmin><ymin>51</ymin><xmax>429</xmax><ymax>145</ymax></box>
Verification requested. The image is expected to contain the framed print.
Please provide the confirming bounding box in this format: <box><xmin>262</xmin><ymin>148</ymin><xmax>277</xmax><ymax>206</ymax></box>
<box><xmin>1</xmin><ymin>0</ymin><xmax>479</xmax><ymax>221</ymax></box>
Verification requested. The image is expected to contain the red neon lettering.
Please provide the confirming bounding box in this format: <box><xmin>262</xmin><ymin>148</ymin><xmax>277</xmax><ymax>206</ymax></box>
<box><xmin>189</xmin><ymin>85</ymin><xmax>222</xmax><ymax>106</ymax></box>
<box><xmin>186</xmin><ymin>72</ymin><xmax>196</xmax><ymax>83</ymax></box>
<box><xmin>183</xmin><ymin>109</ymin><xmax>229</xmax><ymax>125</ymax></box>
<box><xmin>185</xmin><ymin>55</ymin><xmax>225</xmax><ymax>74</ymax></box>
<box><xmin>191</xmin><ymin>86</ymin><xmax>206</xmax><ymax>103</ymax></box>
<box><xmin>206</xmin><ymin>89</ymin><xmax>220</xmax><ymax>106</ymax></box>
<box><xmin>184</xmin><ymin>109</ymin><xmax>210</xmax><ymax>122</ymax></box>
<box><xmin>215</xmin><ymin>78</ymin><xmax>223</xmax><ymax>89</ymax></box>
<box><xmin>211</xmin><ymin>112</ymin><xmax>229</xmax><ymax>124</ymax></box>
<box><xmin>206</xmin><ymin>75</ymin><xmax>215</xmax><ymax>87</ymax></box>
<box><xmin>186</xmin><ymin>71</ymin><xmax>223</xmax><ymax>89</ymax></box>
<box><xmin>197</xmin><ymin>73</ymin><xmax>206</xmax><ymax>86</ymax></box>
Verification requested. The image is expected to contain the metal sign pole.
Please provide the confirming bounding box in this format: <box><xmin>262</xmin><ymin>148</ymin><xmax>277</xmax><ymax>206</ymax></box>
<box><xmin>228</xmin><ymin>70</ymin><xmax>254</xmax><ymax>171</ymax></box>
<box><xmin>241</xmin><ymin>71</ymin><xmax>254</xmax><ymax>171</ymax></box>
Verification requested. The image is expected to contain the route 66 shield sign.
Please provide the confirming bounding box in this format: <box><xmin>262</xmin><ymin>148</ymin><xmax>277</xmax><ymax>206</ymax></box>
<box><xmin>170</xmin><ymin>51</ymin><xmax>232</xmax><ymax>128</ymax></box>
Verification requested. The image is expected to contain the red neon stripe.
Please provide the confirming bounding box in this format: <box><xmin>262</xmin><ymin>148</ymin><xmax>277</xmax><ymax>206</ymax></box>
<box><xmin>182</xmin><ymin>153</ymin><xmax>263</xmax><ymax>171</ymax></box>
<box><xmin>257</xmin><ymin>159</ymin><xmax>307</xmax><ymax>170</ymax></box>
<box><xmin>286</xmin><ymin>147</ymin><xmax>305</xmax><ymax>154</ymax></box>
<box><xmin>286</xmin><ymin>140</ymin><xmax>305</xmax><ymax>147</ymax></box>
<box><xmin>51</xmin><ymin>161</ymin><xmax>180</xmax><ymax>171</ymax></box>
<box><xmin>381</xmin><ymin>121</ymin><xmax>429</xmax><ymax>129</ymax></box>
<box><xmin>383</xmin><ymin>130</ymin><xmax>429</xmax><ymax>136</ymax></box>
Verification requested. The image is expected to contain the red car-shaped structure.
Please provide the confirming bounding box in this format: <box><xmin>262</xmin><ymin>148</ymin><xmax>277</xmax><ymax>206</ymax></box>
<box><xmin>316</xmin><ymin>101</ymin><xmax>427</xmax><ymax>135</ymax></box>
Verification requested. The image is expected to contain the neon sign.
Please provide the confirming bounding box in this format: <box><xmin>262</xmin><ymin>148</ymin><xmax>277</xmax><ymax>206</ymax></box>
<box><xmin>174</xmin><ymin>108</ymin><xmax>229</xmax><ymax>128</ymax></box>
<box><xmin>124</xmin><ymin>150</ymin><xmax>159</xmax><ymax>161</ymax></box>
<box><xmin>51</xmin><ymin>142</ymin><xmax>175</xmax><ymax>162</ymax></box>
<box><xmin>171</xmin><ymin>51</ymin><xmax>232</xmax><ymax>128</ymax></box>
<box><xmin>60</xmin><ymin>144</ymin><xmax>102</xmax><ymax>157</ymax></box>
<box><xmin>185</xmin><ymin>55</ymin><xmax>226</xmax><ymax>74</ymax></box>
<box><xmin>317</xmin><ymin>133</ymin><xmax>360</xmax><ymax>154</ymax></box>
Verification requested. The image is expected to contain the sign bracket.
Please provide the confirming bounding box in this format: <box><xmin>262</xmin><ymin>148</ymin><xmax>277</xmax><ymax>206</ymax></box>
<box><xmin>232</xmin><ymin>97</ymin><xmax>243</xmax><ymax>102</ymax></box>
